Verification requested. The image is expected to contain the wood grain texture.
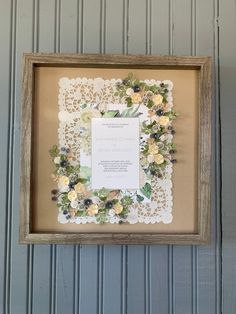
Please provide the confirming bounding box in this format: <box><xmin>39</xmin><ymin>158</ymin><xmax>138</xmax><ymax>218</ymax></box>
<box><xmin>20</xmin><ymin>54</ymin><xmax>212</xmax><ymax>245</ymax></box>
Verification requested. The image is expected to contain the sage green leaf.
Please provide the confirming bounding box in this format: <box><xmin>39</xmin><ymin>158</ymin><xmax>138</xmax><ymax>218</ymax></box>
<box><xmin>136</xmin><ymin>194</ymin><xmax>145</xmax><ymax>203</ymax></box>
<box><xmin>140</xmin><ymin>182</ymin><xmax>152</xmax><ymax>199</ymax></box>
<box><xmin>80</xmin><ymin>166</ymin><xmax>91</xmax><ymax>179</ymax></box>
<box><xmin>103</xmin><ymin>110</ymin><xmax>119</xmax><ymax>118</ymax></box>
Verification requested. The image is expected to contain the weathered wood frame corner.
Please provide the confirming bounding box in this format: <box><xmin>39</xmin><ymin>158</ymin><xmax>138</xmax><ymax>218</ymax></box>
<box><xmin>20</xmin><ymin>53</ymin><xmax>212</xmax><ymax>245</ymax></box>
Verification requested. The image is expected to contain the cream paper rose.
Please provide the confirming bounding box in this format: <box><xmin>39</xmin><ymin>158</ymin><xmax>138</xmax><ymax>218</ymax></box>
<box><xmin>159</xmin><ymin>116</ymin><xmax>170</xmax><ymax>126</ymax></box>
<box><xmin>58</xmin><ymin>176</ymin><xmax>69</xmax><ymax>187</ymax></box>
<box><xmin>87</xmin><ymin>204</ymin><xmax>99</xmax><ymax>216</ymax></box>
<box><xmin>131</xmin><ymin>93</ymin><xmax>142</xmax><ymax>103</ymax></box>
<box><xmin>152</xmin><ymin>94</ymin><xmax>163</xmax><ymax>105</ymax></box>
<box><xmin>113</xmin><ymin>203</ymin><xmax>123</xmax><ymax>214</ymax></box>
<box><xmin>68</xmin><ymin>190</ymin><xmax>77</xmax><ymax>201</ymax></box>
<box><xmin>148</xmin><ymin>144</ymin><xmax>159</xmax><ymax>155</ymax></box>
<box><xmin>74</xmin><ymin>182</ymin><xmax>86</xmax><ymax>195</ymax></box>
<box><xmin>154</xmin><ymin>154</ymin><xmax>164</xmax><ymax>164</ymax></box>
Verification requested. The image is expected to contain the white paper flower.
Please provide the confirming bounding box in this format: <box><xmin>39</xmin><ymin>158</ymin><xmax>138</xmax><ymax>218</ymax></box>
<box><xmin>147</xmin><ymin>154</ymin><xmax>155</xmax><ymax>163</ymax></box>
<box><xmin>108</xmin><ymin>209</ymin><xmax>115</xmax><ymax>217</ymax></box>
<box><xmin>58</xmin><ymin>212</ymin><xmax>68</xmax><ymax>224</ymax></box>
<box><xmin>54</xmin><ymin>157</ymin><xmax>60</xmax><ymax>164</ymax></box>
<box><xmin>126</xmin><ymin>88</ymin><xmax>134</xmax><ymax>96</ymax></box>
<box><xmin>58</xmin><ymin>186</ymin><xmax>70</xmax><ymax>193</ymax></box>
<box><xmin>71</xmin><ymin>200</ymin><xmax>79</xmax><ymax>208</ymax></box>
<box><xmin>80</xmin><ymin>108</ymin><xmax>101</xmax><ymax>127</ymax></box>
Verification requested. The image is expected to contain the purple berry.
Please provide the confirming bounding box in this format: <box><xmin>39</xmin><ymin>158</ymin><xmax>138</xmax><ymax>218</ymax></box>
<box><xmin>84</xmin><ymin>199</ymin><xmax>92</xmax><ymax>207</ymax></box>
<box><xmin>156</xmin><ymin>109</ymin><xmax>164</xmax><ymax>116</ymax></box>
<box><xmin>133</xmin><ymin>85</ymin><xmax>141</xmax><ymax>92</ymax></box>
<box><xmin>105</xmin><ymin>201</ymin><xmax>113</xmax><ymax>209</ymax></box>
<box><xmin>60</xmin><ymin>160</ymin><xmax>67</xmax><ymax>167</ymax></box>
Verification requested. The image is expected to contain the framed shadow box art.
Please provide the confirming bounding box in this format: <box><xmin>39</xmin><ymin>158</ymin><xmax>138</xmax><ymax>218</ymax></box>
<box><xmin>20</xmin><ymin>54</ymin><xmax>212</xmax><ymax>244</ymax></box>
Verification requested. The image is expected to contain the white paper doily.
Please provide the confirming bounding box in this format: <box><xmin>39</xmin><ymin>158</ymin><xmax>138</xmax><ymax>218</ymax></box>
<box><xmin>57</xmin><ymin>77</ymin><xmax>174</xmax><ymax>224</ymax></box>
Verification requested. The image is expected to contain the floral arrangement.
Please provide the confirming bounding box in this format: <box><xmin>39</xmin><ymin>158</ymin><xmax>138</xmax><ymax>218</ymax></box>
<box><xmin>50</xmin><ymin>73</ymin><xmax>178</xmax><ymax>224</ymax></box>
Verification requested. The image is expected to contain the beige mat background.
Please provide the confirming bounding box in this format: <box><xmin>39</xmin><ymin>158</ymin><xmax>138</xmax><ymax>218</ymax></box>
<box><xmin>32</xmin><ymin>67</ymin><xmax>198</xmax><ymax>233</ymax></box>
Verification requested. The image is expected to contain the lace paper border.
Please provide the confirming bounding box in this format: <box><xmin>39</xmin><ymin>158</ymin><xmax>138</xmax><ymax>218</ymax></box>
<box><xmin>57</xmin><ymin>77</ymin><xmax>174</xmax><ymax>224</ymax></box>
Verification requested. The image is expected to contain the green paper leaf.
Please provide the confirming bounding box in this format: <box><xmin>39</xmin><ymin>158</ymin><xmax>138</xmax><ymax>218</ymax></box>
<box><xmin>49</xmin><ymin>145</ymin><xmax>59</xmax><ymax>158</ymax></box>
<box><xmin>136</xmin><ymin>194</ymin><xmax>144</xmax><ymax>203</ymax></box>
<box><xmin>140</xmin><ymin>182</ymin><xmax>152</xmax><ymax>199</ymax></box>
<box><xmin>121</xmin><ymin>196</ymin><xmax>133</xmax><ymax>206</ymax></box>
<box><xmin>80</xmin><ymin>166</ymin><xmax>91</xmax><ymax>179</ymax></box>
<box><xmin>120</xmin><ymin>105</ymin><xmax>141</xmax><ymax>117</ymax></box>
<box><xmin>103</xmin><ymin>110</ymin><xmax>119</xmax><ymax>118</ymax></box>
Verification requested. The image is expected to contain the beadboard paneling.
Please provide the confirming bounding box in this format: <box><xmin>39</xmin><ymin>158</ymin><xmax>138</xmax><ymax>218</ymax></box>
<box><xmin>0</xmin><ymin>0</ymin><xmax>226</xmax><ymax>313</ymax></box>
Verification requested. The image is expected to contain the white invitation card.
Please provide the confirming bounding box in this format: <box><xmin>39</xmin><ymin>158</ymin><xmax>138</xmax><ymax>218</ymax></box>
<box><xmin>91</xmin><ymin>118</ymin><xmax>140</xmax><ymax>189</ymax></box>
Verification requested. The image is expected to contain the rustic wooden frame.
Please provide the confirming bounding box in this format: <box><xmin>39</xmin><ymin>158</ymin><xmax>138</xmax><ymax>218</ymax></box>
<box><xmin>20</xmin><ymin>53</ymin><xmax>212</xmax><ymax>245</ymax></box>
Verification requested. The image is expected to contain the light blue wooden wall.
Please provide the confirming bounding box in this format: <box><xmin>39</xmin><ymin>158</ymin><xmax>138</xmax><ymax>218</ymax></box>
<box><xmin>0</xmin><ymin>0</ymin><xmax>234</xmax><ymax>313</ymax></box>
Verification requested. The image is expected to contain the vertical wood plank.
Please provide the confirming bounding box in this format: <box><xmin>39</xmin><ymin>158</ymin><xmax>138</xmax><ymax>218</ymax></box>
<box><xmin>173</xmin><ymin>247</ymin><xmax>192</xmax><ymax>314</ymax></box>
<box><xmin>103</xmin><ymin>246</ymin><xmax>123</xmax><ymax>314</ymax></box>
<box><xmin>195</xmin><ymin>0</ymin><xmax>214</xmax><ymax>56</ymax></box>
<box><xmin>172</xmin><ymin>0</ymin><xmax>192</xmax><ymax>55</ymax></box>
<box><xmin>56</xmin><ymin>246</ymin><xmax>74</xmax><ymax>314</ymax></box>
<box><xmin>38</xmin><ymin>0</ymin><xmax>57</xmax><ymax>52</ymax></box>
<box><xmin>128</xmin><ymin>0</ymin><xmax>147</xmax><ymax>54</ymax></box>
<box><xmin>127</xmin><ymin>246</ymin><xmax>146</xmax><ymax>314</ymax></box>
<box><xmin>105</xmin><ymin>0</ymin><xmax>124</xmax><ymax>53</ymax></box>
<box><xmin>0</xmin><ymin>0</ymin><xmax>13</xmax><ymax>312</ymax></box>
<box><xmin>197</xmin><ymin>246</ymin><xmax>217</xmax><ymax>314</ymax></box>
<box><xmin>9</xmin><ymin>1</ymin><xmax>35</xmax><ymax>313</ymax></box>
<box><xmin>149</xmin><ymin>246</ymin><xmax>169</xmax><ymax>314</ymax></box>
<box><xmin>195</xmin><ymin>1</ymin><xmax>221</xmax><ymax>314</ymax></box>
<box><xmin>151</xmin><ymin>0</ymin><xmax>170</xmax><ymax>55</ymax></box>
<box><xmin>83</xmin><ymin>0</ymin><xmax>101</xmax><ymax>53</ymax></box>
<box><xmin>60</xmin><ymin>0</ymin><xmax>78</xmax><ymax>53</ymax></box>
<box><xmin>32</xmin><ymin>247</ymin><xmax>51</xmax><ymax>314</ymax></box>
<box><xmin>79</xmin><ymin>246</ymin><xmax>99</xmax><ymax>314</ymax></box>
<box><xmin>220</xmin><ymin>0</ymin><xmax>236</xmax><ymax>313</ymax></box>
